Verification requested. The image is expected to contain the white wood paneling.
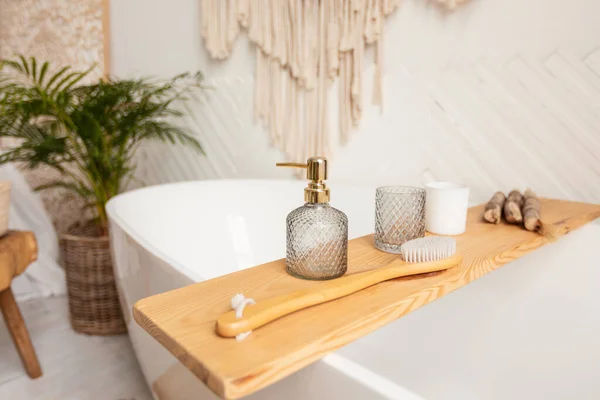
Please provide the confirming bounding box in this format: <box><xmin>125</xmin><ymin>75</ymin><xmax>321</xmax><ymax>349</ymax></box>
<box><xmin>112</xmin><ymin>0</ymin><xmax>600</xmax><ymax>206</ymax></box>
<box><xmin>110</xmin><ymin>0</ymin><xmax>600</xmax><ymax>202</ymax></box>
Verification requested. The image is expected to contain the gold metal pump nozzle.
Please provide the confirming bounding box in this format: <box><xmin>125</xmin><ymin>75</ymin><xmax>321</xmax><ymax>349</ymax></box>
<box><xmin>276</xmin><ymin>157</ymin><xmax>330</xmax><ymax>203</ymax></box>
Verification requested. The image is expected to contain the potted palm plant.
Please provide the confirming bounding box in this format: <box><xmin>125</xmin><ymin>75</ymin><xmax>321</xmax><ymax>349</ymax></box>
<box><xmin>0</xmin><ymin>56</ymin><xmax>204</xmax><ymax>334</ymax></box>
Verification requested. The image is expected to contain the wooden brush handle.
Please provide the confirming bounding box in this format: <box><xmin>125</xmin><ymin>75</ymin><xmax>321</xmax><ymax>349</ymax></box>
<box><xmin>216</xmin><ymin>254</ymin><xmax>463</xmax><ymax>338</ymax></box>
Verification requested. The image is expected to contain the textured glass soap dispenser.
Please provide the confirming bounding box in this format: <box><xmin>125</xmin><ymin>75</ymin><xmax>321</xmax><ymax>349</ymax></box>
<box><xmin>276</xmin><ymin>157</ymin><xmax>348</xmax><ymax>280</ymax></box>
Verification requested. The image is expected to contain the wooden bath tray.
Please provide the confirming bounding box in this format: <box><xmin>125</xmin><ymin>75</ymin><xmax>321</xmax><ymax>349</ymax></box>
<box><xmin>133</xmin><ymin>199</ymin><xmax>600</xmax><ymax>399</ymax></box>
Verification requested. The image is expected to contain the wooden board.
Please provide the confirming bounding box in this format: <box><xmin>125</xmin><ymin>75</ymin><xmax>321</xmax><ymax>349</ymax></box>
<box><xmin>133</xmin><ymin>199</ymin><xmax>600</xmax><ymax>399</ymax></box>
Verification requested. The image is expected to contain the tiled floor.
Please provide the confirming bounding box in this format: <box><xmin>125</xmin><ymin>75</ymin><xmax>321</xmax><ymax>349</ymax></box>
<box><xmin>0</xmin><ymin>295</ymin><xmax>152</xmax><ymax>400</ymax></box>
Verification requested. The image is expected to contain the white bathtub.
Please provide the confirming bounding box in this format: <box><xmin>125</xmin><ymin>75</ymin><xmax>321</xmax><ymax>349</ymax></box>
<box><xmin>107</xmin><ymin>180</ymin><xmax>600</xmax><ymax>400</ymax></box>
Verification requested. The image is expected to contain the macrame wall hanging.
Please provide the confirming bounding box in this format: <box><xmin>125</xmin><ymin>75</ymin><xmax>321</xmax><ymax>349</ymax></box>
<box><xmin>201</xmin><ymin>0</ymin><xmax>467</xmax><ymax>162</ymax></box>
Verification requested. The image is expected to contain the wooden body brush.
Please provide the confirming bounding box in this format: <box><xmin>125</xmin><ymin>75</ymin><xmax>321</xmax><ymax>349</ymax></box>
<box><xmin>217</xmin><ymin>237</ymin><xmax>462</xmax><ymax>339</ymax></box>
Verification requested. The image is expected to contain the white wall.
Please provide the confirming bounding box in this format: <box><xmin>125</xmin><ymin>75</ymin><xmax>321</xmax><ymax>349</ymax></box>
<box><xmin>110</xmin><ymin>0</ymin><xmax>600</xmax><ymax>204</ymax></box>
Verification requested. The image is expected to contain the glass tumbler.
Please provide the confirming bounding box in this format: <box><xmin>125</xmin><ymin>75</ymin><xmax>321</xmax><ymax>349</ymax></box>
<box><xmin>374</xmin><ymin>186</ymin><xmax>426</xmax><ymax>254</ymax></box>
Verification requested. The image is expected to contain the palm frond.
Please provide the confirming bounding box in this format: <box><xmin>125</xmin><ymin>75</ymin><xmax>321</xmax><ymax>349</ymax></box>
<box><xmin>31</xmin><ymin>57</ymin><xmax>38</xmax><ymax>81</ymax></box>
<box><xmin>34</xmin><ymin>180</ymin><xmax>94</xmax><ymax>200</ymax></box>
<box><xmin>38</xmin><ymin>62</ymin><xmax>49</xmax><ymax>85</ymax></box>
<box><xmin>44</xmin><ymin>66</ymin><xmax>70</xmax><ymax>91</ymax></box>
<box><xmin>0</xmin><ymin>56</ymin><xmax>205</xmax><ymax>231</ymax></box>
<box><xmin>50</xmin><ymin>65</ymin><xmax>94</xmax><ymax>96</ymax></box>
<box><xmin>18</xmin><ymin>55</ymin><xmax>30</xmax><ymax>75</ymax></box>
<box><xmin>138</xmin><ymin>120</ymin><xmax>203</xmax><ymax>153</ymax></box>
<box><xmin>0</xmin><ymin>59</ymin><xmax>23</xmax><ymax>73</ymax></box>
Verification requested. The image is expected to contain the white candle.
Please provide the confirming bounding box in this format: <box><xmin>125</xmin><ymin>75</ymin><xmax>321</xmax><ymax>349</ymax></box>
<box><xmin>425</xmin><ymin>182</ymin><xmax>469</xmax><ymax>235</ymax></box>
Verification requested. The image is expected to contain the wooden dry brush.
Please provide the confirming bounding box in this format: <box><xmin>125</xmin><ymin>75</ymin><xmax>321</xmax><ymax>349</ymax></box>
<box><xmin>483</xmin><ymin>188</ymin><xmax>554</xmax><ymax>239</ymax></box>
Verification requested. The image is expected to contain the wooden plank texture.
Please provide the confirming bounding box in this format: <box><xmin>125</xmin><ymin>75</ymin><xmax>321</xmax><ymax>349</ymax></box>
<box><xmin>133</xmin><ymin>199</ymin><xmax>600</xmax><ymax>399</ymax></box>
<box><xmin>0</xmin><ymin>231</ymin><xmax>37</xmax><ymax>292</ymax></box>
<box><xmin>0</xmin><ymin>288</ymin><xmax>42</xmax><ymax>379</ymax></box>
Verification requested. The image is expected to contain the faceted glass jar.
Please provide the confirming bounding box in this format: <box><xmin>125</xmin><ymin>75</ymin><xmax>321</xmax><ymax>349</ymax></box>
<box><xmin>286</xmin><ymin>203</ymin><xmax>348</xmax><ymax>280</ymax></box>
<box><xmin>374</xmin><ymin>186</ymin><xmax>426</xmax><ymax>254</ymax></box>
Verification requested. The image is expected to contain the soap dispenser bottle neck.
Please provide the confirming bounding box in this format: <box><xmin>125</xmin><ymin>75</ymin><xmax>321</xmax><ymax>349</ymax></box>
<box><xmin>305</xmin><ymin>181</ymin><xmax>330</xmax><ymax>204</ymax></box>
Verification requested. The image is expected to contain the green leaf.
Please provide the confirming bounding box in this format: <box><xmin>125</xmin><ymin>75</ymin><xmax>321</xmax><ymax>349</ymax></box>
<box><xmin>0</xmin><ymin>59</ymin><xmax>23</xmax><ymax>73</ymax></box>
<box><xmin>0</xmin><ymin>55</ymin><xmax>206</xmax><ymax>229</ymax></box>
<box><xmin>31</xmin><ymin>57</ymin><xmax>37</xmax><ymax>81</ymax></box>
<box><xmin>44</xmin><ymin>66</ymin><xmax>70</xmax><ymax>91</ymax></box>
<box><xmin>49</xmin><ymin>72</ymin><xmax>82</xmax><ymax>96</ymax></box>
<box><xmin>49</xmin><ymin>64</ymin><xmax>94</xmax><ymax>97</ymax></box>
<box><xmin>18</xmin><ymin>55</ymin><xmax>30</xmax><ymax>76</ymax></box>
<box><xmin>60</xmin><ymin>65</ymin><xmax>95</xmax><ymax>92</ymax></box>
<box><xmin>38</xmin><ymin>62</ymin><xmax>49</xmax><ymax>85</ymax></box>
<box><xmin>34</xmin><ymin>180</ymin><xmax>94</xmax><ymax>199</ymax></box>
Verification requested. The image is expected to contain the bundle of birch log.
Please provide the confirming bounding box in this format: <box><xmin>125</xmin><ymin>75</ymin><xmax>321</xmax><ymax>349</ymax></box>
<box><xmin>483</xmin><ymin>189</ymin><xmax>542</xmax><ymax>232</ymax></box>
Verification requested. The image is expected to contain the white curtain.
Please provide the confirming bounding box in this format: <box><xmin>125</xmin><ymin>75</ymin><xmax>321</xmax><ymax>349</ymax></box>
<box><xmin>0</xmin><ymin>163</ymin><xmax>66</xmax><ymax>300</ymax></box>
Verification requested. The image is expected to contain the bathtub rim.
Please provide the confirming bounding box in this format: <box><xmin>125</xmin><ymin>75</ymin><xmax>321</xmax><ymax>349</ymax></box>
<box><xmin>105</xmin><ymin>179</ymin><xmax>373</xmax><ymax>283</ymax></box>
<box><xmin>107</xmin><ymin>180</ymin><xmax>210</xmax><ymax>282</ymax></box>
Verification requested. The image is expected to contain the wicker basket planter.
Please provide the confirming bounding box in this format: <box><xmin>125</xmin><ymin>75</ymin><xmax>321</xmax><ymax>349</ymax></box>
<box><xmin>60</xmin><ymin>225</ymin><xmax>126</xmax><ymax>335</ymax></box>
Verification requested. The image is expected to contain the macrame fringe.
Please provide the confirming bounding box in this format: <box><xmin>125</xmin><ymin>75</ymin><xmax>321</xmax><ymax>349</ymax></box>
<box><xmin>201</xmin><ymin>0</ymin><xmax>465</xmax><ymax>163</ymax></box>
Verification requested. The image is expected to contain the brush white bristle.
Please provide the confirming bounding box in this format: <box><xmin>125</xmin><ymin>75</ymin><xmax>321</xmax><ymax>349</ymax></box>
<box><xmin>400</xmin><ymin>237</ymin><xmax>456</xmax><ymax>263</ymax></box>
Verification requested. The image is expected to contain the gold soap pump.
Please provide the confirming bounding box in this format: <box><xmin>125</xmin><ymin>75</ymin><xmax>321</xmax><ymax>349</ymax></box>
<box><xmin>276</xmin><ymin>157</ymin><xmax>348</xmax><ymax>280</ymax></box>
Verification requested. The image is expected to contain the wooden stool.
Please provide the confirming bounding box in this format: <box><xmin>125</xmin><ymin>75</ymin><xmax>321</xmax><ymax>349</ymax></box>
<box><xmin>0</xmin><ymin>231</ymin><xmax>42</xmax><ymax>379</ymax></box>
